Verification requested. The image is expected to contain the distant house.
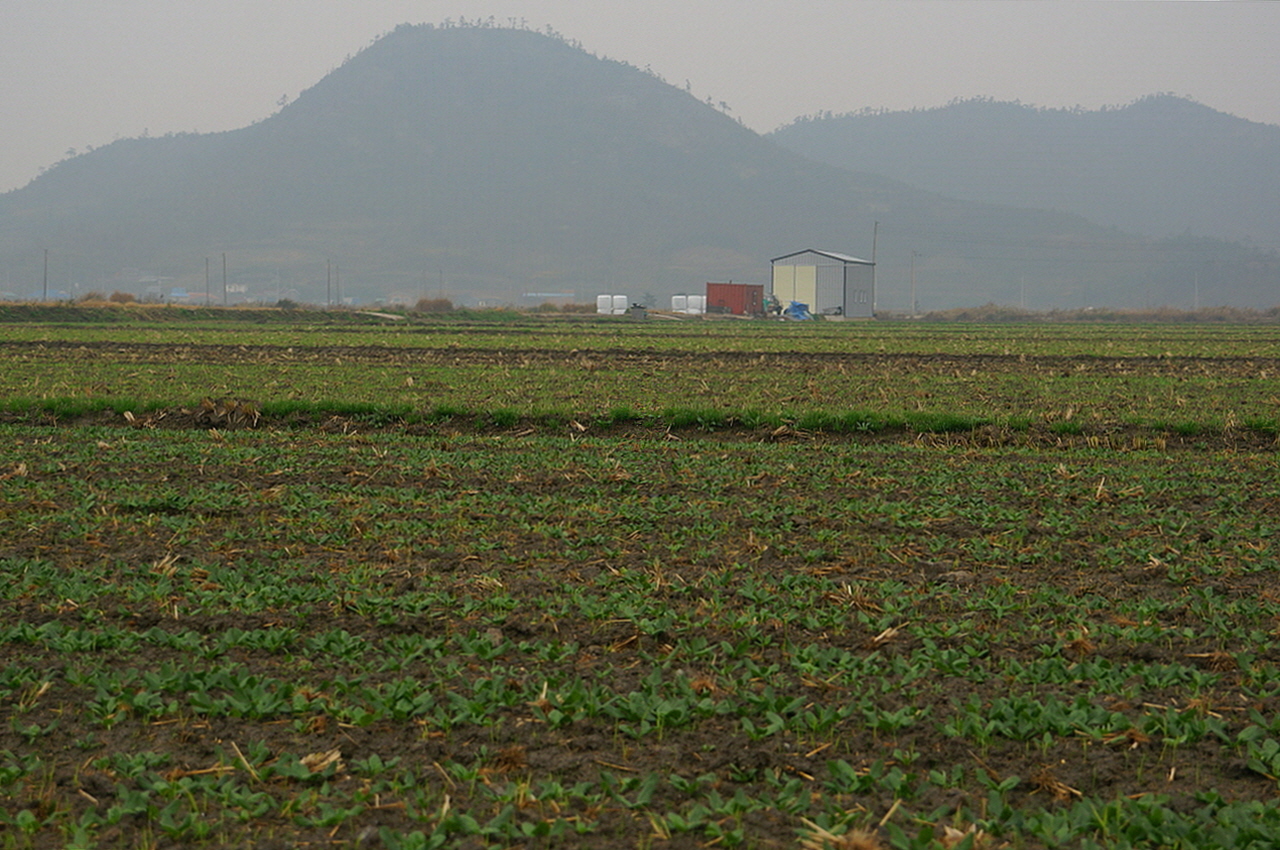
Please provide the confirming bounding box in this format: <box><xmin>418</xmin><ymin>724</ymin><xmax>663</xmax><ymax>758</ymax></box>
<box><xmin>770</xmin><ymin>249</ymin><xmax>875</xmax><ymax>318</ymax></box>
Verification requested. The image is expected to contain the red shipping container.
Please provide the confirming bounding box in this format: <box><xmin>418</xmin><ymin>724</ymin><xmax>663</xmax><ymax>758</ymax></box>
<box><xmin>705</xmin><ymin>282</ymin><xmax>764</xmax><ymax>316</ymax></box>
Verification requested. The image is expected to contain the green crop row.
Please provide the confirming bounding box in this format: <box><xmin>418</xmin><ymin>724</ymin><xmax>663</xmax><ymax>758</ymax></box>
<box><xmin>2</xmin><ymin>319</ymin><xmax>1276</xmax><ymax>432</ymax></box>
<box><xmin>3</xmin><ymin>311</ymin><xmax>1279</xmax><ymax>357</ymax></box>
<box><xmin>0</xmin><ymin>368</ymin><xmax>1274</xmax><ymax>435</ymax></box>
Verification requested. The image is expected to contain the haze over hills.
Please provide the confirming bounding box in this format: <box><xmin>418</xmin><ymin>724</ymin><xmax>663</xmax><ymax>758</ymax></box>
<box><xmin>770</xmin><ymin>95</ymin><xmax>1280</xmax><ymax>249</ymax></box>
<box><xmin>1</xmin><ymin>23</ymin><xmax>1276</xmax><ymax>311</ymax></box>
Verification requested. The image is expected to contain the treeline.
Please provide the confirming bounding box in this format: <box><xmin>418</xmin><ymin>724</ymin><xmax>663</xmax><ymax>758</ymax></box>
<box><xmin>912</xmin><ymin>303</ymin><xmax>1280</xmax><ymax>324</ymax></box>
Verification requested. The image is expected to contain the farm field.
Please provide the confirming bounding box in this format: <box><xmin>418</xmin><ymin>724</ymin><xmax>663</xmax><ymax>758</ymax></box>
<box><xmin>2</xmin><ymin>315</ymin><xmax>1279</xmax><ymax>438</ymax></box>
<box><xmin>2</xmin><ymin>311</ymin><xmax>1280</xmax><ymax>849</ymax></box>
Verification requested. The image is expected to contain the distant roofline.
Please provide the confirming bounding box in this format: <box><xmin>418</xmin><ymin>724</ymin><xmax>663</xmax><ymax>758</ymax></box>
<box><xmin>771</xmin><ymin>248</ymin><xmax>874</xmax><ymax>266</ymax></box>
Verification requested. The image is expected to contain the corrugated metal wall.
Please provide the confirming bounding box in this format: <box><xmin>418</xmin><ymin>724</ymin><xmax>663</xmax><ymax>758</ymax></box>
<box><xmin>843</xmin><ymin>263</ymin><xmax>874</xmax><ymax>318</ymax></box>
<box><xmin>815</xmin><ymin>263</ymin><xmax>843</xmax><ymax>313</ymax></box>
<box><xmin>706</xmin><ymin>282</ymin><xmax>763</xmax><ymax>315</ymax></box>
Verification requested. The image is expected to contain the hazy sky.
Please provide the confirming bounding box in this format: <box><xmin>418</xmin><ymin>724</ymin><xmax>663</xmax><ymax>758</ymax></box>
<box><xmin>2</xmin><ymin>0</ymin><xmax>1276</xmax><ymax>193</ymax></box>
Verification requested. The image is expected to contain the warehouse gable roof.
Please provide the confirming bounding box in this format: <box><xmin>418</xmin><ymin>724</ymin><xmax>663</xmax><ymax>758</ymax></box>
<box><xmin>771</xmin><ymin>248</ymin><xmax>874</xmax><ymax>265</ymax></box>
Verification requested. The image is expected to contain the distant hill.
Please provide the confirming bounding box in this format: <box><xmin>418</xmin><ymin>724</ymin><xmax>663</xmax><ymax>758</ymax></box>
<box><xmin>770</xmin><ymin>95</ymin><xmax>1280</xmax><ymax>247</ymax></box>
<box><xmin>2</xmin><ymin>25</ymin><xmax>1277</xmax><ymax>310</ymax></box>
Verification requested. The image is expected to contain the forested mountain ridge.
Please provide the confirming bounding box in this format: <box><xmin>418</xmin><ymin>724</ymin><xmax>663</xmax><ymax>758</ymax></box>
<box><xmin>1</xmin><ymin>24</ymin><xmax>1275</xmax><ymax>310</ymax></box>
<box><xmin>770</xmin><ymin>95</ymin><xmax>1280</xmax><ymax>248</ymax></box>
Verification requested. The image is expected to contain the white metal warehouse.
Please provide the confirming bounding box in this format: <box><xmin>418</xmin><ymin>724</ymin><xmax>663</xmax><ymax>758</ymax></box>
<box><xmin>770</xmin><ymin>249</ymin><xmax>875</xmax><ymax>318</ymax></box>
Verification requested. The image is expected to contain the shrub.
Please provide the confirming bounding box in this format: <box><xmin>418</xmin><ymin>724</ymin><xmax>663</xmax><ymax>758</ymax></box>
<box><xmin>108</xmin><ymin>291</ymin><xmax>137</xmax><ymax>304</ymax></box>
<box><xmin>488</xmin><ymin>408</ymin><xmax>520</xmax><ymax>428</ymax></box>
<box><xmin>607</xmin><ymin>405</ymin><xmax>640</xmax><ymax>424</ymax></box>
<box><xmin>415</xmin><ymin>297</ymin><xmax>453</xmax><ymax>313</ymax></box>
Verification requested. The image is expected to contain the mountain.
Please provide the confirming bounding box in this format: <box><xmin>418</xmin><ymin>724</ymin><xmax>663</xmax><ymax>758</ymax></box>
<box><xmin>769</xmin><ymin>95</ymin><xmax>1280</xmax><ymax>248</ymax></box>
<box><xmin>1</xmin><ymin>25</ymin><xmax>1277</xmax><ymax>310</ymax></box>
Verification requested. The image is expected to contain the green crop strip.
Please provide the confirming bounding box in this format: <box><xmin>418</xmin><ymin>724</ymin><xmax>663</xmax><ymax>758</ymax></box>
<box><xmin>0</xmin><ymin>316</ymin><xmax>1276</xmax><ymax>439</ymax></box>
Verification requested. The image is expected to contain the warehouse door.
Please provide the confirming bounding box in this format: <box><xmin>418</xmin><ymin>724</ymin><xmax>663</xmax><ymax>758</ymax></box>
<box><xmin>772</xmin><ymin>264</ymin><xmax>817</xmax><ymax>308</ymax></box>
<box><xmin>772</xmin><ymin>264</ymin><xmax>793</xmax><ymax>303</ymax></box>
<box><xmin>792</xmin><ymin>265</ymin><xmax>816</xmax><ymax>308</ymax></box>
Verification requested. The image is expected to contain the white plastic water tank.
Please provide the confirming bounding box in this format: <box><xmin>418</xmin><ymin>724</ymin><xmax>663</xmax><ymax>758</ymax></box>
<box><xmin>597</xmin><ymin>295</ymin><xmax>613</xmax><ymax>315</ymax></box>
<box><xmin>612</xmin><ymin>295</ymin><xmax>629</xmax><ymax>315</ymax></box>
<box><xmin>671</xmin><ymin>295</ymin><xmax>687</xmax><ymax>313</ymax></box>
<box><xmin>686</xmin><ymin>295</ymin><xmax>705</xmax><ymax>315</ymax></box>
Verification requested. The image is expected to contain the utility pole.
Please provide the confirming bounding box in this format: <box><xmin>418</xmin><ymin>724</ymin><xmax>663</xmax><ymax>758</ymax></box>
<box><xmin>327</xmin><ymin>259</ymin><xmax>332</xmax><ymax>307</ymax></box>
<box><xmin>222</xmin><ymin>253</ymin><xmax>227</xmax><ymax>306</ymax></box>
<box><xmin>205</xmin><ymin>258</ymin><xmax>211</xmax><ymax>305</ymax></box>
<box><xmin>870</xmin><ymin>221</ymin><xmax>878</xmax><ymax>312</ymax></box>
<box><xmin>910</xmin><ymin>251</ymin><xmax>919</xmax><ymax>316</ymax></box>
<box><xmin>42</xmin><ymin>248</ymin><xmax>48</xmax><ymax>301</ymax></box>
